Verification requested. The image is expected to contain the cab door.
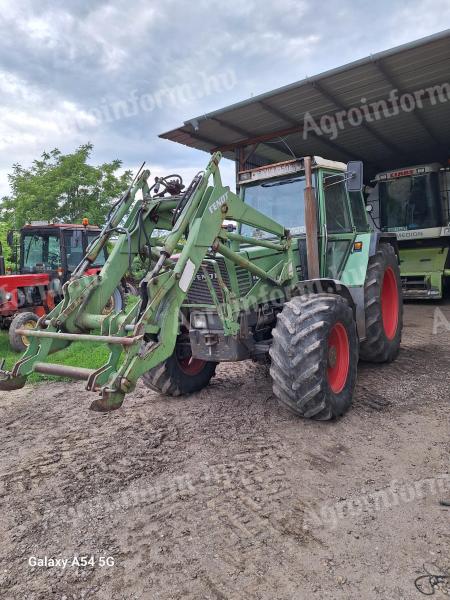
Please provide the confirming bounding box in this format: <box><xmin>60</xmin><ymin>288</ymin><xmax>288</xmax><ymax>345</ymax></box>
<box><xmin>320</xmin><ymin>172</ymin><xmax>356</xmax><ymax>279</ymax></box>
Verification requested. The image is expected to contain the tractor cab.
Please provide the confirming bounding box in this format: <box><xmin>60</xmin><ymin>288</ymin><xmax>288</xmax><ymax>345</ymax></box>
<box><xmin>19</xmin><ymin>222</ymin><xmax>106</xmax><ymax>282</ymax></box>
<box><xmin>238</xmin><ymin>157</ymin><xmax>370</xmax><ymax>280</ymax></box>
<box><xmin>0</xmin><ymin>222</ymin><xmax>110</xmax><ymax>350</ymax></box>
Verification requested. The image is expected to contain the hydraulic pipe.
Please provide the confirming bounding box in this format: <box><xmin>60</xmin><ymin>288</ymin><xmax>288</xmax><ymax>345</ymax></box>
<box><xmin>15</xmin><ymin>328</ymin><xmax>141</xmax><ymax>346</ymax></box>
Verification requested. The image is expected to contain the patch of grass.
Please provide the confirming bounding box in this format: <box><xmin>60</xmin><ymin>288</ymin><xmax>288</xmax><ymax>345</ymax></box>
<box><xmin>0</xmin><ymin>330</ymin><xmax>111</xmax><ymax>384</ymax></box>
<box><xmin>0</xmin><ymin>296</ymin><xmax>140</xmax><ymax>384</ymax></box>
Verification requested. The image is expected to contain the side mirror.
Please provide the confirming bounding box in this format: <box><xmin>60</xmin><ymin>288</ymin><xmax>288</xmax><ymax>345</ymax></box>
<box><xmin>346</xmin><ymin>161</ymin><xmax>363</xmax><ymax>192</ymax></box>
<box><xmin>366</xmin><ymin>203</ymin><xmax>373</xmax><ymax>213</ymax></box>
<box><xmin>6</xmin><ymin>230</ymin><xmax>14</xmax><ymax>247</ymax></box>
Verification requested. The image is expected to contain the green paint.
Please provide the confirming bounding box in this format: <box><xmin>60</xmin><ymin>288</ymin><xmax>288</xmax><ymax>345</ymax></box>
<box><xmin>1</xmin><ymin>153</ymin><xmax>377</xmax><ymax>405</ymax></box>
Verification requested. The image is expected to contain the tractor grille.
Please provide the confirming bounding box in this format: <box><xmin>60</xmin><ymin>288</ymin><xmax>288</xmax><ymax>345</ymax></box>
<box><xmin>186</xmin><ymin>256</ymin><xmax>253</xmax><ymax>304</ymax></box>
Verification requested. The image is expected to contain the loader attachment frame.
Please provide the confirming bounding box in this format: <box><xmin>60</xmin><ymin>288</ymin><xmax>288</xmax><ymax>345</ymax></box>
<box><xmin>0</xmin><ymin>152</ymin><xmax>294</xmax><ymax>409</ymax></box>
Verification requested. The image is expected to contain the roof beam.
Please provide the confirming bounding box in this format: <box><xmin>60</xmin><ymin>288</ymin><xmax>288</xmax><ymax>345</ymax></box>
<box><xmin>257</xmin><ymin>100</ymin><xmax>299</xmax><ymax>126</ymax></box>
<box><xmin>187</xmin><ymin>130</ymin><xmax>276</xmax><ymax>169</ymax></box>
<box><xmin>211</xmin><ymin>121</ymin><xmax>378</xmax><ymax>168</ymax></box>
<box><xmin>186</xmin><ymin>130</ymin><xmax>228</xmax><ymax>148</ymax></box>
<box><xmin>372</xmin><ymin>59</ymin><xmax>445</xmax><ymax>148</ymax></box>
<box><xmin>211</xmin><ymin>117</ymin><xmax>251</xmax><ymax>139</ymax></box>
<box><xmin>210</xmin><ymin>117</ymin><xmax>292</xmax><ymax>162</ymax></box>
<box><xmin>248</xmin><ymin>101</ymin><xmax>379</xmax><ymax>166</ymax></box>
<box><xmin>311</xmin><ymin>81</ymin><xmax>406</xmax><ymax>157</ymax></box>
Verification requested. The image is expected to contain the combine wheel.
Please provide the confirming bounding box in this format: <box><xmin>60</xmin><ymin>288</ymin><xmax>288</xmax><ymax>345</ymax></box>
<box><xmin>269</xmin><ymin>293</ymin><xmax>358</xmax><ymax>420</ymax></box>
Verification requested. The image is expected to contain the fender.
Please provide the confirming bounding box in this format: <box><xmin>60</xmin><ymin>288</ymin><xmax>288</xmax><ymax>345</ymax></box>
<box><xmin>369</xmin><ymin>231</ymin><xmax>399</xmax><ymax>261</ymax></box>
<box><xmin>293</xmin><ymin>278</ymin><xmax>367</xmax><ymax>341</ymax></box>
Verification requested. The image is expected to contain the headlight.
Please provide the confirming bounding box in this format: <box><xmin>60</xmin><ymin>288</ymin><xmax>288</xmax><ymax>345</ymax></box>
<box><xmin>191</xmin><ymin>313</ymin><xmax>208</xmax><ymax>329</ymax></box>
<box><xmin>5</xmin><ymin>292</ymin><xmax>12</xmax><ymax>301</ymax></box>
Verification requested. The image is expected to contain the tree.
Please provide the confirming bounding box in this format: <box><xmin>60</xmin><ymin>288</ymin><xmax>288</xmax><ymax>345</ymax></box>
<box><xmin>0</xmin><ymin>220</ymin><xmax>13</xmax><ymax>267</ymax></box>
<box><xmin>0</xmin><ymin>143</ymin><xmax>133</xmax><ymax>229</ymax></box>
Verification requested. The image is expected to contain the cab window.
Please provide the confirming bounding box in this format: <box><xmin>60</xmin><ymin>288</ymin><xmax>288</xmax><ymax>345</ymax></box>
<box><xmin>65</xmin><ymin>231</ymin><xmax>85</xmax><ymax>270</ymax></box>
<box><xmin>241</xmin><ymin>176</ymin><xmax>308</xmax><ymax>238</ymax></box>
<box><xmin>22</xmin><ymin>233</ymin><xmax>60</xmax><ymax>271</ymax></box>
<box><xmin>349</xmin><ymin>191</ymin><xmax>369</xmax><ymax>231</ymax></box>
<box><xmin>323</xmin><ymin>175</ymin><xmax>352</xmax><ymax>233</ymax></box>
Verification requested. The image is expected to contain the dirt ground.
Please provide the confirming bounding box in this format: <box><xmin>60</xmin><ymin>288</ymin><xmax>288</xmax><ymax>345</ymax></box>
<box><xmin>0</xmin><ymin>302</ymin><xmax>449</xmax><ymax>600</ymax></box>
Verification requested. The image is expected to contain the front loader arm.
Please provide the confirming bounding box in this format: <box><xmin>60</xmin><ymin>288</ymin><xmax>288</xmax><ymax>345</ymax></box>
<box><xmin>0</xmin><ymin>152</ymin><xmax>293</xmax><ymax>410</ymax></box>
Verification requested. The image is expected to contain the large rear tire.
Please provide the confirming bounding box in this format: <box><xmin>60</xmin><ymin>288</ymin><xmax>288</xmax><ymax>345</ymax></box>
<box><xmin>142</xmin><ymin>335</ymin><xmax>217</xmax><ymax>396</ymax></box>
<box><xmin>269</xmin><ymin>294</ymin><xmax>358</xmax><ymax>420</ymax></box>
<box><xmin>359</xmin><ymin>243</ymin><xmax>402</xmax><ymax>363</ymax></box>
<box><xmin>9</xmin><ymin>312</ymin><xmax>39</xmax><ymax>353</ymax></box>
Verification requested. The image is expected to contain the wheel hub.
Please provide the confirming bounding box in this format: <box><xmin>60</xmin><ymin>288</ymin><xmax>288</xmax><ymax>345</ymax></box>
<box><xmin>328</xmin><ymin>346</ymin><xmax>337</xmax><ymax>368</ymax></box>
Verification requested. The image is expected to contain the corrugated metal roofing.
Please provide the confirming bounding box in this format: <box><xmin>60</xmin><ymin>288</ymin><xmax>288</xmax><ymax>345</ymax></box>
<box><xmin>160</xmin><ymin>30</ymin><xmax>450</xmax><ymax>179</ymax></box>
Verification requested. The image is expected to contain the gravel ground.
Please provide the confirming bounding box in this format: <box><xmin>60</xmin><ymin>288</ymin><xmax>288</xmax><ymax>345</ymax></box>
<box><xmin>0</xmin><ymin>301</ymin><xmax>449</xmax><ymax>600</ymax></box>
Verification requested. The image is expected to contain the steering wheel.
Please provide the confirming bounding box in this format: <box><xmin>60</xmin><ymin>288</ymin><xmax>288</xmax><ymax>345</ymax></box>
<box><xmin>152</xmin><ymin>174</ymin><xmax>184</xmax><ymax>198</ymax></box>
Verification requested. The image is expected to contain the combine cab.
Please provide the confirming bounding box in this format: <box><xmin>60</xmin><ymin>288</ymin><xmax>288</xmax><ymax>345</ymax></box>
<box><xmin>368</xmin><ymin>164</ymin><xmax>450</xmax><ymax>299</ymax></box>
<box><xmin>0</xmin><ymin>222</ymin><xmax>123</xmax><ymax>351</ymax></box>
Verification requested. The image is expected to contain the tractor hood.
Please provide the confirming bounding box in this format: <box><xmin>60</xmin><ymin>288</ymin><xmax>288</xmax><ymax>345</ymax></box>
<box><xmin>0</xmin><ymin>273</ymin><xmax>50</xmax><ymax>315</ymax></box>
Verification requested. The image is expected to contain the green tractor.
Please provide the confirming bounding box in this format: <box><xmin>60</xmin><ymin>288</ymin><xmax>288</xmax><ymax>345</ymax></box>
<box><xmin>0</xmin><ymin>153</ymin><xmax>403</xmax><ymax>419</ymax></box>
<box><xmin>367</xmin><ymin>163</ymin><xmax>450</xmax><ymax>299</ymax></box>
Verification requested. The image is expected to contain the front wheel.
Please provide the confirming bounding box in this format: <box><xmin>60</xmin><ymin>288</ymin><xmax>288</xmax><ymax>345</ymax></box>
<box><xmin>9</xmin><ymin>312</ymin><xmax>39</xmax><ymax>353</ymax></box>
<box><xmin>142</xmin><ymin>335</ymin><xmax>217</xmax><ymax>396</ymax></box>
<box><xmin>359</xmin><ymin>243</ymin><xmax>403</xmax><ymax>363</ymax></box>
<box><xmin>102</xmin><ymin>286</ymin><xmax>125</xmax><ymax>315</ymax></box>
<box><xmin>269</xmin><ymin>294</ymin><xmax>358</xmax><ymax>420</ymax></box>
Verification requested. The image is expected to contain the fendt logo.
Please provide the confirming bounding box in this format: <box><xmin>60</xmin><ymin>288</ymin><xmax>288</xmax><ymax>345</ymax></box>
<box><xmin>208</xmin><ymin>191</ymin><xmax>228</xmax><ymax>214</ymax></box>
<box><xmin>195</xmin><ymin>271</ymin><xmax>217</xmax><ymax>282</ymax></box>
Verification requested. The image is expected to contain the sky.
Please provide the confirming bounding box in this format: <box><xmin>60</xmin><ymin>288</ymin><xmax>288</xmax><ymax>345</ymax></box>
<box><xmin>0</xmin><ymin>0</ymin><xmax>448</xmax><ymax>197</ymax></box>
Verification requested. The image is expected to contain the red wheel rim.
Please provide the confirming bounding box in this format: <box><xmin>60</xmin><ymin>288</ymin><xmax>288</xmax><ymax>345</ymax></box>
<box><xmin>327</xmin><ymin>322</ymin><xmax>350</xmax><ymax>394</ymax></box>
<box><xmin>381</xmin><ymin>267</ymin><xmax>399</xmax><ymax>341</ymax></box>
<box><xmin>177</xmin><ymin>355</ymin><xmax>206</xmax><ymax>376</ymax></box>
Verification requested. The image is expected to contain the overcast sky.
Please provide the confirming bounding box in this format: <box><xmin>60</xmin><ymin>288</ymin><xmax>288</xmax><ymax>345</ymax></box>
<box><xmin>0</xmin><ymin>0</ymin><xmax>448</xmax><ymax>197</ymax></box>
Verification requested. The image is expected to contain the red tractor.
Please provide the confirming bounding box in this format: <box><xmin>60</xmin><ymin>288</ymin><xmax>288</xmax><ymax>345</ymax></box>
<box><xmin>0</xmin><ymin>222</ymin><xmax>124</xmax><ymax>351</ymax></box>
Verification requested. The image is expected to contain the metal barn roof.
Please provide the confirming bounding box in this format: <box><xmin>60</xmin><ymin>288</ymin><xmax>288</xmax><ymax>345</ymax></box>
<box><xmin>160</xmin><ymin>30</ymin><xmax>450</xmax><ymax>179</ymax></box>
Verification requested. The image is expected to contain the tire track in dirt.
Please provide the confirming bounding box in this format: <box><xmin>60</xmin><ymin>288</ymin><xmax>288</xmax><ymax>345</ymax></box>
<box><xmin>0</xmin><ymin>302</ymin><xmax>449</xmax><ymax>599</ymax></box>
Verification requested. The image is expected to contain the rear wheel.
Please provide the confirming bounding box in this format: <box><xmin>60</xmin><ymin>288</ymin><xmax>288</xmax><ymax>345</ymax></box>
<box><xmin>9</xmin><ymin>312</ymin><xmax>39</xmax><ymax>353</ymax></box>
<box><xmin>269</xmin><ymin>294</ymin><xmax>358</xmax><ymax>420</ymax></box>
<box><xmin>359</xmin><ymin>243</ymin><xmax>402</xmax><ymax>363</ymax></box>
<box><xmin>142</xmin><ymin>335</ymin><xmax>217</xmax><ymax>396</ymax></box>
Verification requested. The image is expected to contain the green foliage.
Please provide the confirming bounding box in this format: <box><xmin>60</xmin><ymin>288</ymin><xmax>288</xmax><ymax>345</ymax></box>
<box><xmin>0</xmin><ymin>143</ymin><xmax>132</xmax><ymax>230</ymax></box>
<box><xmin>0</xmin><ymin>221</ymin><xmax>11</xmax><ymax>266</ymax></box>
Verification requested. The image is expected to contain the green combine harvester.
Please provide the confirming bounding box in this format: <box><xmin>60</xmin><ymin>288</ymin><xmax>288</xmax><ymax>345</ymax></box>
<box><xmin>368</xmin><ymin>163</ymin><xmax>450</xmax><ymax>299</ymax></box>
<box><xmin>0</xmin><ymin>153</ymin><xmax>403</xmax><ymax>419</ymax></box>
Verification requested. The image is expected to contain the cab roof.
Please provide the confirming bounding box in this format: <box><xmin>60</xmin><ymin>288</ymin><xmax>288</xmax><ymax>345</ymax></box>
<box><xmin>21</xmin><ymin>223</ymin><xmax>101</xmax><ymax>232</ymax></box>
